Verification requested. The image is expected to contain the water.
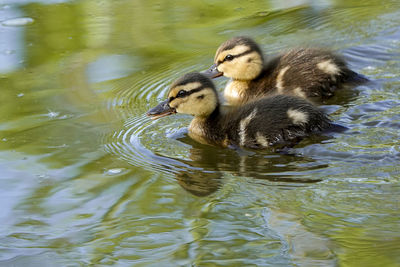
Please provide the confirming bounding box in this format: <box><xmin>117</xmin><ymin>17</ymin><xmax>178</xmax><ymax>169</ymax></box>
<box><xmin>0</xmin><ymin>0</ymin><xmax>399</xmax><ymax>266</ymax></box>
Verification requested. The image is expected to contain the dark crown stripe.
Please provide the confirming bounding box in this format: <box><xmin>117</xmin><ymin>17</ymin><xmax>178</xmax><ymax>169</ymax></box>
<box><xmin>180</xmin><ymin>86</ymin><xmax>205</xmax><ymax>97</ymax></box>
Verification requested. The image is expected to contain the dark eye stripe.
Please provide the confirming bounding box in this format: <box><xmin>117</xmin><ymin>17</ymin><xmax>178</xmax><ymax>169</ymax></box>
<box><xmin>179</xmin><ymin>86</ymin><xmax>205</xmax><ymax>97</ymax></box>
<box><xmin>217</xmin><ymin>49</ymin><xmax>253</xmax><ymax>65</ymax></box>
<box><xmin>177</xmin><ymin>90</ymin><xmax>188</xmax><ymax>98</ymax></box>
<box><xmin>169</xmin><ymin>85</ymin><xmax>206</xmax><ymax>102</ymax></box>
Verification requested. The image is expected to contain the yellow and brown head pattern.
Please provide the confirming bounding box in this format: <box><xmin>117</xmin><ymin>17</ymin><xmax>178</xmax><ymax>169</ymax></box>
<box><xmin>204</xmin><ymin>37</ymin><xmax>264</xmax><ymax>81</ymax></box>
<box><xmin>147</xmin><ymin>73</ymin><xmax>219</xmax><ymax>119</ymax></box>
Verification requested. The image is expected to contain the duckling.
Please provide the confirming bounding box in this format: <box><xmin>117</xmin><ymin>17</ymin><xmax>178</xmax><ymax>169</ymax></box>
<box><xmin>204</xmin><ymin>36</ymin><xmax>367</xmax><ymax>105</ymax></box>
<box><xmin>147</xmin><ymin>72</ymin><xmax>332</xmax><ymax>149</ymax></box>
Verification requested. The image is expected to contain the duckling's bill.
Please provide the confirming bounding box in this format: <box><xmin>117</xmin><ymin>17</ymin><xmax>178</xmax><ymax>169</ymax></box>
<box><xmin>202</xmin><ymin>63</ymin><xmax>223</xmax><ymax>79</ymax></box>
<box><xmin>147</xmin><ymin>99</ymin><xmax>176</xmax><ymax>120</ymax></box>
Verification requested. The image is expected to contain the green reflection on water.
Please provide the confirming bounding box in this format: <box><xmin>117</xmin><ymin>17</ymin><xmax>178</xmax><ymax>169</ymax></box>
<box><xmin>0</xmin><ymin>0</ymin><xmax>400</xmax><ymax>266</ymax></box>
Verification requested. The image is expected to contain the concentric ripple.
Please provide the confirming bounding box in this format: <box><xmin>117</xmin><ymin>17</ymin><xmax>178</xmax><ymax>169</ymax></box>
<box><xmin>103</xmin><ymin>60</ymin><xmax>202</xmax><ymax>175</ymax></box>
<box><xmin>102</xmin><ymin>61</ymin><xmax>336</xmax><ymax>194</ymax></box>
<box><xmin>102</xmin><ymin>23</ymin><xmax>400</xmax><ymax>196</ymax></box>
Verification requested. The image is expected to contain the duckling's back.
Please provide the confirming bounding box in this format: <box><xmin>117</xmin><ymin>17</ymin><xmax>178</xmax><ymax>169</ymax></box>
<box><xmin>224</xmin><ymin>95</ymin><xmax>331</xmax><ymax>149</ymax></box>
<box><xmin>248</xmin><ymin>48</ymin><xmax>365</xmax><ymax>101</ymax></box>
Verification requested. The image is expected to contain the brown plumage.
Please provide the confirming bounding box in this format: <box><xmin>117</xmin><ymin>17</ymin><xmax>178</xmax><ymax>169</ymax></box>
<box><xmin>147</xmin><ymin>72</ymin><xmax>332</xmax><ymax>149</ymax></box>
<box><xmin>204</xmin><ymin>36</ymin><xmax>367</xmax><ymax>105</ymax></box>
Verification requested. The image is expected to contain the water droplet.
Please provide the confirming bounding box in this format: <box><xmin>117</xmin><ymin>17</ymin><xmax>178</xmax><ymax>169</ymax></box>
<box><xmin>47</xmin><ymin>144</ymin><xmax>68</xmax><ymax>149</ymax></box>
<box><xmin>17</xmin><ymin>93</ymin><xmax>24</xmax><ymax>97</ymax></box>
<box><xmin>105</xmin><ymin>168</ymin><xmax>125</xmax><ymax>175</ymax></box>
<box><xmin>58</xmin><ymin>114</ymin><xmax>73</xmax><ymax>120</ymax></box>
<box><xmin>37</xmin><ymin>174</ymin><xmax>50</xmax><ymax>180</ymax></box>
<box><xmin>3</xmin><ymin>49</ymin><xmax>15</xmax><ymax>55</ymax></box>
<box><xmin>46</xmin><ymin>110</ymin><xmax>60</xmax><ymax>118</ymax></box>
<box><xmin>1</xmin><ymin>17</ymin><xmax>34</xmax><ymax>27</ymax></box>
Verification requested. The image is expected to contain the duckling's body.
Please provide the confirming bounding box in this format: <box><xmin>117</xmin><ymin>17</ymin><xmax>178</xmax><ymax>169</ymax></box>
<box><xmin>206</xmin><ymin>37</ymin><xmax>366</xmax><ymax>105</ymax></box>
<box><xmin>147</xmin><ymin>73</ymin><xmax>332</xmax><ymax>149</ymax></box>
<box><xmin>188</xmin><ymin>95</ymin><xmax>331</xmax><ymax>148</ymax></box>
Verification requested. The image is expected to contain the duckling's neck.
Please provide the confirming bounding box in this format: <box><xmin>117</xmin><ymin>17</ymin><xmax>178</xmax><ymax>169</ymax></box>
<box><xmin>188</xmin><ymin>106</ymin><xmax>229</xmax><ymax>147</ymax></box>
<box><xmin>224</xmin><ymin>62</ymin><xmax>280</xmax><ymax>105</ymax></box>
<box><xmin>224</xmin><ymin>80</ymin><xmax>250</xmax><ymax>105</ymax></box>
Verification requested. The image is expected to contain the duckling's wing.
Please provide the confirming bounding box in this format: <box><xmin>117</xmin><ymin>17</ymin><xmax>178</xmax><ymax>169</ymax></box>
<box><xmin>226</xmin><ymin>95</ymin><xmax>332</xmax><ymax>149</ymax></box>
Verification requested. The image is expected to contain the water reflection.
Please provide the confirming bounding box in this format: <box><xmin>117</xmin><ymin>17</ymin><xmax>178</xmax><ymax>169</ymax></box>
<box><xmin>173</xmin><ymin>146</ymin><xmax>327</xmax><ymax>197</ymax></box>
<box><xmin>0</xmin><ymin>6</ymin><xmax>25</xmax><ymax>73</ymax></box>
<box><xmin>106</xmin><ymin>114</ymin><xmax>331</xmax><ymax>197</ymax></box>
<box><xmin>1</xmin><ymin>0</ymin><xmax>400</xmax><ymax>265</ymax></box>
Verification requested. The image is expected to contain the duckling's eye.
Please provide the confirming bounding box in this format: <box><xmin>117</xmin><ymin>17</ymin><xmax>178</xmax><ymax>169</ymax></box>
<box><xmin>176</xmin><ymin>90</ymin><xmax>187</xmax><ymax>98</ymax></box>
<box><xmin>224</xmin><ymin>54</ymin><xmax>234</xmax><ymax>61</ymax></box>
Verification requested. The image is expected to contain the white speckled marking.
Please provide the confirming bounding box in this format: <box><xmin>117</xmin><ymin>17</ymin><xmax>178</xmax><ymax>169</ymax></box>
<box><xmin>317</xmin><ymin>60</ymin><xmax>340</xmax><ymax>75</ymax></box>
<box><xmin>239</xmin><ymin>109</ymin><xmax>257</xmax><ymax>146</ymax></box>
<box><xmin>287</xmin><ymin>108</ymin><xmax>308</xmax><ymax>125</ymax></box>
<box><xmin>276</xmin><ymin>66</ymin><xmax>290</xmax><ymax>93</ymax></box>
<box><xmin>294</xmin><ymin>87</ymin><xmax>306</xmax><ymax>98</ymax></box>
<box><xmin>256</xmin><ymin>132</ymin><xmax>269</xmax><ymax>147</ymax></box>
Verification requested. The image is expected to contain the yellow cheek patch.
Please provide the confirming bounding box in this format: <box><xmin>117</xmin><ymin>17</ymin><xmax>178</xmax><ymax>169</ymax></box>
<box><xmin>218</xmin><ymin>51</ymin><xmax>263</xmax><ymax>80</ymax></box>
<box><xmin>177</xmin><ymin>88</ymin><xmax>217</xmax><ymax>117</ymax></box>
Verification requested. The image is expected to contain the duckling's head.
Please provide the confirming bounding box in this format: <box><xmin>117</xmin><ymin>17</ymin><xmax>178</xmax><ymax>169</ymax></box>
<box><xmin>147</xmin><ymin>73</ymin><xmax>219</xmax><ymax>119</ymax></box>
<box><xmin>205</xmin><ymin>36</ymin><xmax>264</xmax><ymax>81</ymax></box>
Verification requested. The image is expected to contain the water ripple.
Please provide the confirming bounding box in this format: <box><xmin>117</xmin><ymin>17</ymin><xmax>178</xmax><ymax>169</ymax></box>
<box><xmin>101</xmin><ymin>3</ymin><xmax>400</xmax><ymax>197</ymax></box>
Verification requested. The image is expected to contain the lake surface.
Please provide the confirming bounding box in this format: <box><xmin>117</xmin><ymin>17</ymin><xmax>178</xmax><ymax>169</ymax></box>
<box><xmin>0</xmin><ymin>0</ymin><xmax>399</xmax><ymax>266</ymax></box>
